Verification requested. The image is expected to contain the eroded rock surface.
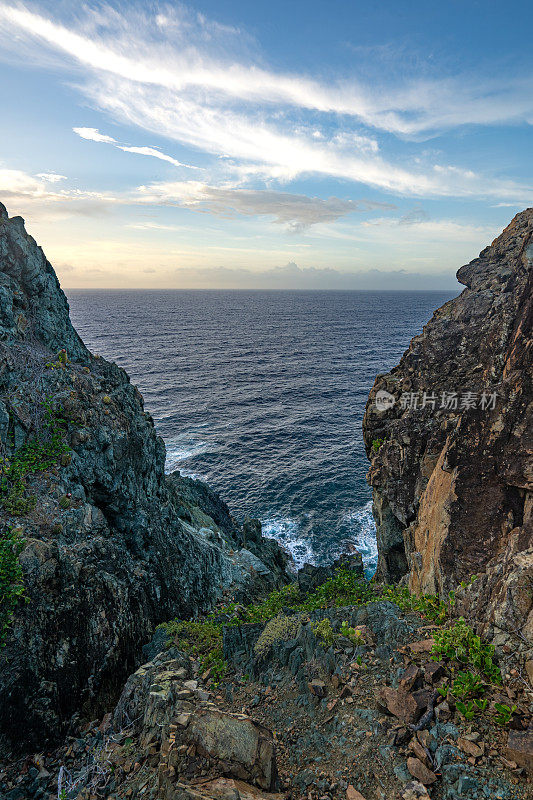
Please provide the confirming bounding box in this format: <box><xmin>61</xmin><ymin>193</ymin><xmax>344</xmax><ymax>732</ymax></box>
<box><xmin>0</xmin><ymin>203</ymin><xmax>289</xmax><ymax>753</ymax></box>
<box><xmin>363</xmin><ymin>209</ymin><xmax>533</xmax><ymax>645</ymax></box>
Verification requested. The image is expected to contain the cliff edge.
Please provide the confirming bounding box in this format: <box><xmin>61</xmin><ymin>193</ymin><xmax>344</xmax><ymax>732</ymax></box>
<box><xmin>363</xmin><ymin>209</ymin><xmax>533</xmax><ymax>646</ymax></box>
<box><xmin>0</xmin><ymin>203</ymin><xmax>289</xmax><ymax>754</ymax></box>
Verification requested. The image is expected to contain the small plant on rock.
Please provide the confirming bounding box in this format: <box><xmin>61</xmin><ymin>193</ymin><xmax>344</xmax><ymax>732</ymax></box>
<box><xmin>0</xmin><ymin>400</ymin><xmax>71</xmax><ymax>516</ymax></box>
<box><xmin>456</xmin><ymin>700</ymin><xmax>478</xmax><ymax>721</ymax></box>
<box><xmin>494</xmin><ymin>702</ymin><xmax>517</xmax><ymax>727</ymax></box>
<box><xmin>452</xmin><ymin>670</ymin><xmax>485</xmax><ymax>701</ymax></box>
<box><xmin>311</xmin><ymin>618</ymin><xmax>335</xmax><ymax>647</ymax></box>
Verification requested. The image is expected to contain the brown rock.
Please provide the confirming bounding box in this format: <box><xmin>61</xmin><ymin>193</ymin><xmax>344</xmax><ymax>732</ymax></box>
<box><xmin>506</xmin><ymin>724</ymin><xmax>533</xmax><ymax>772</ymax></box>
<box><xmin>187</xmin><ymin>709</ymin><xmax>277</xmax><ymax>790</ymax></box>
<box><xmin>416</xmin><ymin>730</ymin><xmax>434</xmax><ymax>750</ymax></box>
<box><xmin>457</xmin><ymin>737</ymin><xmax>483</xmax><ymax>758</ymax></box>
<box><xmin>406</xmin><ymin>757</ymin><xmax>437</xmax><ymax>785</ymax></box>
<box><xmin>400</xmin><ymin>664</ymin><xmax>421</xmax><ymax>692</ymax></box>
<box><xmin>363</xmin><ymin>210</ymin><xmax>533</xmax><ymax>646</ymax></box>
<box><xmin>423</xmin><ymin>661</ymin><xmax>445</xmax><ymax>683</ymax></box>
<box><xmin>435</xmin><ymin>701</ymin><xmax>451</xmax><ymax>721</ymax></box>
<box><xmin>402</xmin><ymin>781</ymin><xmax>431</xmax><ymax>800</ymax></box>
<box><xmin>408</xmin><ymin>639</ymin><xmax>435</xmax><ymax>654</ymax></box>
<box><xmin>346</xmin><ymin>787</ymin><xmax>366</xmax><ymax>800</ymax></box>
<box><xmin>410</xmin><ymin>737</ymin><xmax>431</xmax><ymax>768</ymax></box>
<box><xmin>377</xmin><ymin>687</ymin><xmax>426</xmax><ymax>725</ymax></box>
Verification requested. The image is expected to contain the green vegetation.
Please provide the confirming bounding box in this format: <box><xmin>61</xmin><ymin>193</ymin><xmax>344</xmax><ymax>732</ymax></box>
<box><xmin>451</xmin><ymin>670</ymin><xmax>485</xmax><ymax>701</ymax></box>
<box><xmin>0</xmin><ymin>525</ymin><xmax>26</xmax><ymax>647</ymax></box>
<box><xmin>340</xmin><ymin>620</ymin><xmax>364</xmax><ymax>646</ymax></box>
<box><xmin>372</xmin><ymin>438</ymin><xmax>384</xmax><ymax>453</ymax></box>
<box><xmin>311</xmin><ymin>617</ymin><xmax>335</xmax><ymax>647</ymax></box>
<box><xmin>0</xmin><ymin>400</ymin><xmax>70</xmax><ymax>516</ymax></box>
<box><xmin>161</xmin><ymin>618</ymin><xmax>227</xmax><ymax>682</ymax></box>
<box><xmin>254</xmin><ymin>614</ymin><xmax>302</xmax><ymax>659</ymax></box>
<box><xmin>431</xmin><ymin>618</ymin><xmax>501</xmax><ymax>683</ymax></box>
<box><xmin>161</xmin><ymin>568</ymin><xmax>454</xmax><ymax>681</ymax></box>
<box><xmin>494</xmin><ymin>702</ymin><xmax>517</xmax><ymax>727</ymax></box>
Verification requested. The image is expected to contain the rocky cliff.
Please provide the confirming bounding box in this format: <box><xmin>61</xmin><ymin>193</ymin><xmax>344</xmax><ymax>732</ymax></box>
<box><xmin>363</xmin><ymin>209</ymin><xmax>533</xmax><ymax>646</ymax></box>
<box><xmin>0</xmin><ymin>203</ymin><xmax>289</xmax><ymax>754</ymax></box>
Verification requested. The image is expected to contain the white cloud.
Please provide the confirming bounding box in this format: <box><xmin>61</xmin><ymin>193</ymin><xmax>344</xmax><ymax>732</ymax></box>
<box><xmin>36</xmin><ymin>172</ymin><xmax>67</xmax><ymax>182</ymax></box>
<box><xmin>116</xmin><ymin>145</ymin><xmax>200</xmax><ymax>169</ymax></box>
<box><xmin>0</xmin><ymin>167</ymin><xmax>391</xmax><ymax>230</ymax></box>
<box><xmin>0</xmin><ymin>168</ymin><xmax>114</xmax><ymax>219</ymax></box>
<box><xmin>73</xmin><ymin>125</ymin><xmax>201</xmax><ymax>170</ymax></box>
<box><xmin>73</xmin><ymin>126</ymin><xmax>116</xmax><ymax>143</ymax></box>
<box><xmin>0</xmin><ymin>3</ymin><xmax>528</xmax><ymax>202</ymax></box>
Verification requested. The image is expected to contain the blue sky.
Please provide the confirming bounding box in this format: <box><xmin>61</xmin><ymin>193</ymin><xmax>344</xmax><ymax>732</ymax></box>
<box><xmin>0</xmin><ymin>0</ymin><xmax>531</xmax><ymax>288</ymax></box>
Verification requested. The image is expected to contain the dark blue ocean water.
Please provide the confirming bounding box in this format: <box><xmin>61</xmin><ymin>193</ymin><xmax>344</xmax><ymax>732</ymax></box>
<box><xmin>67</xmin><ymin>290</ymin><xmax>456</xmax><ymax>574</ymax></box>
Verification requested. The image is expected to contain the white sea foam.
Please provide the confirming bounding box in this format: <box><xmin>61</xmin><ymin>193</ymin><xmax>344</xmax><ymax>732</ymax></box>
<box><xmin>261</xmin><ymin>517</ymin><xmax>315</xmax><ymax>571</ymax></box>
<box><xmin>343</xmin><ymin>500</ymin><xmax>378</xmax><ymax>576</ymax></box>
<box><xmin>165</xmin><ymin>436</ymin><xmax>210</xmax><ymax>478</ymax></box>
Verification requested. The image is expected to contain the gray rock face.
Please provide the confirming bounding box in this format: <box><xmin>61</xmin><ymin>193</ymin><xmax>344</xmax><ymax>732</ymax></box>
<box><xmin>363</xmin><ymin>209</ymin><xmax>533</xmax><ymax>644</ymax></box>
<box><xmin>0</xmin><ymin>204</ymin><xmax>290</xmax><ymax>754</ymax></box>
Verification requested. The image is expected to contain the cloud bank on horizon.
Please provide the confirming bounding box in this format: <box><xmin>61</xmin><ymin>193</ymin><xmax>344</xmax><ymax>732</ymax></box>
<box><xmin>0</xmin><ymin>0</ymin><xmax>530</xmax><ymax>288</ymax></box>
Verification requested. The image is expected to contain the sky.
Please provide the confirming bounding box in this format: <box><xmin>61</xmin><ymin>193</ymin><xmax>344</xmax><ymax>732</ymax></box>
<box><xmin>0</xmin><ymin>1</ymin><xmax>531</xmax><ymax>289</ymax></box>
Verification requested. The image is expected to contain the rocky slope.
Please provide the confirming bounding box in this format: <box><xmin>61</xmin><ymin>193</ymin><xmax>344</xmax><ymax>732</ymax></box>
<box><xmin>363</xmin><ymin>209</ymin><xmax>533</xmax><ymax>646</ymax></box>
<box><xmin>2</xmin><ymin>570</ymin><xmax>531</xmax><ymax>800</ymax></box>
<box><xmin>0</xmin><ymin>203</ymin><xmax>289</xmax><ymax>754</ymax></box>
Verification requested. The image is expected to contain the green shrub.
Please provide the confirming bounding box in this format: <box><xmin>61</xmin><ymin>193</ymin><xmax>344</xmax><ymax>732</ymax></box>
<box><xmin>452</xmin><ymin>670</ymin><xmax>485</xmax><ymax>700</ymax></box>
<box><xmin>311</xmin><ymin>618</ymin><xmax>335</xmax><ymax>647</ymax></box>
<box><xmin>0</xmin><ymin>526</ymin><xmax>26</xmax><ymax>647</ymax></box>
<box><xmin>254</xmin><ymin>614</ymin><xmax>302</xmax><ymax>659</ymax></box>
<box><xmin>432</xmin><ymin>618</ymin><xmax>501</xmax><ymax>683</ymax></box>
<box><xmin>372</xmin><ymin>438</ymin><xmax>384</xmax><ymax>453</ymax></box>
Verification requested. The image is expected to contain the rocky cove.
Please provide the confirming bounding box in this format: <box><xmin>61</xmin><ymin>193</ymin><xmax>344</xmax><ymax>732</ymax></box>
<box><xmin>0</xmin><ymin>204</ymin><xmax>531</xmax><ymax>800</ymax></box>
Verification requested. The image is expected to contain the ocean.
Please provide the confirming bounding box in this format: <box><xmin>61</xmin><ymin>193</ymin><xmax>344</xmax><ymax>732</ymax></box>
<box><xmin>67</xmin><ymin>289</ymin><xmax>456</xmax><ymax>576</ymax></box>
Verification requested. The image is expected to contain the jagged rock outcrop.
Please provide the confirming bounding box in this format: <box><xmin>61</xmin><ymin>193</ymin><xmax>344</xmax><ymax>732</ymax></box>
<box><xmin>0</xmin><ymin>203</ymin><xmax>290</xmax><ymax>754</ymax></box>
<box><xmin>363</xmin><ymin>209</ymin><xmax>533</xmax><ymax>645</ymax></box>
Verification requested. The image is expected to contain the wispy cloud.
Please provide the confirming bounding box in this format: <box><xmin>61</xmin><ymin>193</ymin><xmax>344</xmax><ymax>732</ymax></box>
<box><xmin>116</xmin><ymin>145</ymin><xmax>200</xmax><ymax>169</ymax></box>
<box><xmin>133</xmin><ymin>181</ymin><xmax>394</xmax><ymax>230</ymax></box>
<box><xmin>73</xmin><ymin>127</ymin><xmax>116</xmax><ymax>143</ymax></box>
<box><xmin>72</xmin><ymin>126</ymin><xmax>200</xmax><ymax>170</ymax></box>
<box><xmin>0</xmin><ymin>168</ymin><xmax>114</xmax><ymax>219</ymax></box>
<box><xmin>0</xmin><ymin>3</ymin><xmax>529</xmax><ymax>202</ymax></box>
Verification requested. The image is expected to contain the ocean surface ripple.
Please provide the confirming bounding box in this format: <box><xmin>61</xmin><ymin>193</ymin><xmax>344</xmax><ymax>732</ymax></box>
<box><xmin>68</xmin><ymin>289</ymin><xmax>455</xmax><ymax>576</ymax></box>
